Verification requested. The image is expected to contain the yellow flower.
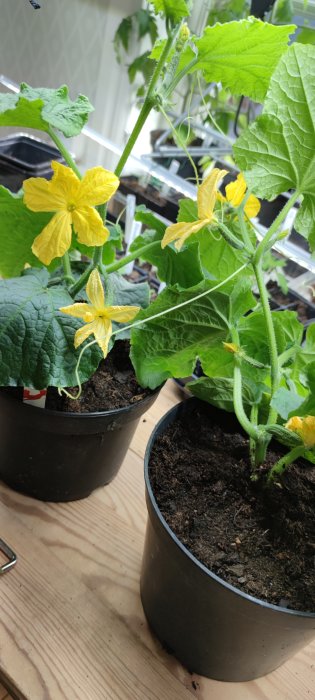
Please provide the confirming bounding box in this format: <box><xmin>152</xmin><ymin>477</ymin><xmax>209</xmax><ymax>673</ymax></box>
<box><xmin>23</xmin><ymin>161</ymin><xmax>119</xmax><ymax>265</ymax></box>
<box><xmin>161</xmin><ymin>168</ymin><xmax>228</xmax><ymax>251</ymax></box>
<box><xmin>217</xmin><ymin>173</ymin><xmax>260</xmax><ymax>218</ymax></box>
<box><xmin>59</xmin><ymin>269</ymin><xmax>140</xmax><ymax>357</ymax></box>
<box><xmin>285</xmin><ymin>415</ymin><xmax>315</xmax><ymax>449</ymax></box>
<box><xmin>223</xmin><ymin>342</ymin><xmax>239</xmax><ymax>354</ymax></box>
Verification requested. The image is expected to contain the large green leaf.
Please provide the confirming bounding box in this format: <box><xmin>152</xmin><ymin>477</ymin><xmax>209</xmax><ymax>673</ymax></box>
<box><xmin>270</xmin><ymin>386</ymin><xmax>305</xmax><ymax>420</ymax></box>
<box><xmin>132</xmin><ymin>205</ymin><xmax>204</xmax><ymax>287</ymax></box>
<box><xmin>288</xmin><ymin>361</ymin><xmax>315</xmax><ymax>417</ymax></box>
<box><xmin>149</xmin><ymin>0</ymin><xmax>190</xmax><ymax>21</ymax></box>
<box><xmin>0</xmin><ymin>187</ymin><xmax>53</xmax><ymax>276</ymax></box>
<box><xmin>131</xmin><ymin>278</ymin><xmax>256</xmax><ymax>389</ymax></box>
<box><xmin>131</xmin><ymin>282</ymin><xmax>232</xmax><ymax>388</ymax></box>
<box><xmin>0</xmin><ymin>84</ymin><xmax>93</xmax><ymax>137</ymax></box>
<box><xmin>0</xmin><ymin>269</ymin><xmax>102</xmax><ymax>388</ymax></box>
<box><xmin>233</xmin><ymin>44</ymin><xmax>315</xmax><ymax>245</ymax></box>
<box><xmin>188</xmin><ymin>374</ymin><xmax>263</xmax><ymax>412</ymax></box>
<box><xmin>238</xmin><ymin>310</ymin><xmax>303</xmax><ymax>365</ymax></box>
<box><xmin>191</xmin><ymin>18</ymin><xmax>294</xmax><ymax>102</ymax></box>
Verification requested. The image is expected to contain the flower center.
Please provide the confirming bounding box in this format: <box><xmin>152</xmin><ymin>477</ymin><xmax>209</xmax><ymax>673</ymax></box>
<box><xmin>67</xmin><ymin>203</ymin><xmax>76</xmax><ymax>212</ymax></box>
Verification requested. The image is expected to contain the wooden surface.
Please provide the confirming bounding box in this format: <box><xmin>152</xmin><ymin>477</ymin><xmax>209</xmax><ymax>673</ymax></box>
<box><xmin>0</xmin><ymin>381</ymin><xmax>314</xmax><ymax>700</ymax></box>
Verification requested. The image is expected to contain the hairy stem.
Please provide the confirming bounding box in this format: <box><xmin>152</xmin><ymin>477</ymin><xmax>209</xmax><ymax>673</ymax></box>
<box><xmin>254</xmin><ymin>191</ymin><xmax>300</xmax><ymax>264</ymax></box>
<box><xmin>114</xmin><ymin>26</ymin><xmax>182</xmax><ymax>178</ymax></box>
<box><xmin>231</xmin><ymin>328</ymin><xmax>260</xmax><ymax>441</ymax></box>
<box><xmin>48</xmin><ymin>127</ymin><xmax>82</xmax><ymax>179</ymax></box>
<box><xmin>253</xmin><ymin>260</ymin><xmax>280</xmax><ymax>424</ymax></box>
<box><xmin>105</xmin><ymin>241</ymin><xmax>160</xmax><ymax>274</ymax></box>
<box><xmin>268</xmin><ymin>445</ymin><xmax>305</xmax><ymax>482</ymax></box>
<box><xmin>62</xmin><ymin>251</ymin><xmax>74</xmax><ymax>284</ymax></box>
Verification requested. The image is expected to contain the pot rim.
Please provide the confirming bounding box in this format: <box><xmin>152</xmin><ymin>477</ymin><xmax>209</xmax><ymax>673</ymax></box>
<box><xmin>1</xmin><ymin>382</ymin><xmax>161</xmax><ymax>420</ymax></box>
<box><xmin>144</xmin><ymin>398</ymin><xmax>315</xmax><ymax>620</ymax></box>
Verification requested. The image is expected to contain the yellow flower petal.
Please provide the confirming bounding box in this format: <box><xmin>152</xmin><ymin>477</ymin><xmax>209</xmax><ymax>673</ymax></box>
<box><xmin>223</xmin><ymin>342</ymin><xmax>239</xmax><ymax>354</ymax></box>
<box><xmin>24</xmin><ymin>160</ymin><xmax>79</xmax><ymax>212</ymax></box>
<box><xmin>72</xmin><ymin>206</ymin><xmax>109</xmax><ymax>247</ymax></box>
<box><xmin>197</xmin><ymin>168</ymin><xmax>228</xmax><ymax>219</ymax></box>
<box><xmin>286</xmin><ymin>415</ymin><xmax>315</xmax><ymax>448</ymax></box>
<box><xmin>74</xmin><ymin>320</ymin><xmax>99</xmax><ymax>349</ymax></box>
<box><xmin>31</xmin><ymin>210</ymin><xmax>72</xmax><ymax>265</ymax></box>
<box><xmin>225</xmin><ymin>173</ymin><xmax>247</xmax><ymax>208</ymax></box>
<box><xmin>93</xmin><ymin>317</ymin><xmax>112</xmax><ymax>358</ymax></box>
<box><xmin>86</xmin><ymin>269</ymin><xmax>105</xmax><ymax>309</ymax></box>
<box><xmin>76</xmin><ymin>167</ymin><xmax>119</xmax><ymax>207</ymax></box>
<box><xmin>161</xmin><ymin>219</ymin><xmax>212</xmax><ymax>250</ymax></box>
<box><xmin>106</xmin><ymin>305</ymin><xmax>140</xmax><ymax>323</ymax></box>
<box><xmin>59</xmin><ymin>303</ymin><xmax>95</xmax><ymax>322</ymax></box>
<box><xmin>244</xmin><ymin>194</ymin><xmax>261</xmax><ymax>219</ymax></box>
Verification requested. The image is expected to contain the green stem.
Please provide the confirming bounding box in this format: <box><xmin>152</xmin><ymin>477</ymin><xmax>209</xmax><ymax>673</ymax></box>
<box><xmin>254</xmin><ymin>191</ymin><xmax>300</xmax><ymax>264</ymax></box>
<box><xmin>268</xmin><ymin>445</ymin><xmax>305</xmax><ymax>482</ymax></box>
<box><xmin>105</xmin><ymin>241</ymin><xmax>161</xmax><ymax>274</ymax></box>
<box><xmin>249</xmin><ymin>404</ymin><xmax>258</xmax><ymax>469</ymax></box>
<box><xmin>62</xmin><ymin>252</ymin><xmax>74</xmax><ymax>284</ymax></box>
<box><xmin>253</xmin><ymin>260</ymin><xmax>280</xmax><ymax>424</ymax></box>
<box><xmin>114</xmin><ymin>26</ymin><xmax>182</xmax><ymax>178</ymax></box>
<box><xmin>48</xmin><ymin>127</ymin><xmax>82</xmax><ymax>179</ymax></box>
<box><xmin>69</xmin><ymin>263</ymin><xmax>93</xmax><ymax>297</ymax></box>
<box><xmin>278</xmin><ymin>345</ymin><xmax>298</xmax><ymax>367</ymax></box>
<box><xmin>164</xmin><ymin>57</ymin><xmax>198</xmax><ymax>99</ymax></box>
<box><xmin>231</xmin><ymin>328</ymin><xmax>260</xmax><ymax>441</ymax></box>
<box><xmin>237</xmin><ymin>203</ymin><xmax>254</xmax><ymax>253</ymax></box>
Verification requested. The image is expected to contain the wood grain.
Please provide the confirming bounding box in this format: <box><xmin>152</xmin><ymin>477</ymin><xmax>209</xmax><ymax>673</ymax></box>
<box><xmin>0</xmin><ymin>381</ymin><xmax>314</xmax><ymax>700</ymax></box>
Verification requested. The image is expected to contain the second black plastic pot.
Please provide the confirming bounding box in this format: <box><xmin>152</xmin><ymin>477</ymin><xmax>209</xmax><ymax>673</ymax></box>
<box><xmin>0</xmin><ymin>387</ymin><xmax>160</xmax><ymax>502</ymax></box>
<box><xmin>141</xmin><ymin>399</ymin><xmax>315</xmax><ymax>681</ymax></box>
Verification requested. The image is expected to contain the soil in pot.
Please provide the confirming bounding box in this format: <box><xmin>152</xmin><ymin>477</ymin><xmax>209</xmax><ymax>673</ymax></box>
<box><xmin>45</xmin><ymin>340</ymin><xmax>153</xmax><ymax>412</ymax></box>
<box><xmin>149</xmin><ymin>403</ymin><xmax>315</xmax><ymax>613</ymax></box>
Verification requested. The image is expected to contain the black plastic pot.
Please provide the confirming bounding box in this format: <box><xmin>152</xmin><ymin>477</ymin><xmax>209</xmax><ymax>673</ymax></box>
<box><xmin>0</xmin><ymin>387</ymin><xmax>160</xmax><ymax>502</ymax></box>
<box><xmin>141</xmin><ymin>399</ymin><xmax>315</xmax><ymax>681</ymax></box>
<box><xmin>0</xmin><ymin>134</ymin><xmax>63</xmax><ymax>192</ymax></box>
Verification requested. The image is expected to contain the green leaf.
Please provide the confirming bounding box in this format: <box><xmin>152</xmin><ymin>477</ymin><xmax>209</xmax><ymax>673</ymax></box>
<box><xmin>132</xmin><ymin>206</ymin><xmax>204</xmax><ymax>287</ymax></box>
<box><xmin>128</xmin><ymin>52</ymin><xmax>154</xmax><ymax>84</ymax></box>
<box><xmin>270</xmin><ymin>387</ymin><xmax>305</xmax><ymax>420</ymax></box>
<box><xmin>206</xmin><ymin>0</ymin><xmax>250</xmax><ymax>25</ymax></box>
<box><xmin>0</xmin><ymin>270</ymin><xmax>102</xmax><ymax>388</ymax></box>
<box><xmin>233</xmin><ymin>44</ymin><xmax>315</xmax><ymax>245</ymax></box>
<box><xmin>287</xmin><ymin>361</ymin><xmax>315</xmax><ymax>417</ymax></box>
<box><xmin>149</xmin><ymin>0</ymin><xmax>190</xmax><ymax>21</ymax></box>
<box><xmin>0</xmin><ymin>186</ymin><xmax>53</xmax><ymax>276</ymax></box>
<box><xmin>131</xmin><ymin>282</ymin><xmax>231</xmax><ymax>388</ymax></box>
<box><xmin>188</xmin><ymin>374</ymin><xmax>262</xmax><ymax>412</ymax></box>
<box><xmin>107</xmin><ymin>273</ymin><xmax>150</xmax><ymax>310</ymax></box>
<box><xmin>192</xmin><ymin>18</ymin><xmax>295</xmax><ymax>102</ymax></box>
<box><xmin>114</xmin><ymin>16</ymin><xmax>133</xmax><ymax>59</ymax></box>
<box><xmin>272</xmin><ymin>0</ymin><xmax>293</xmax><ymax>23</ymax></box>
<box><xmin>238</xmin><ymin>310</ymin><xmax>303</xmax><ymax>365</ymax></box>
<box><xmin>201</xmin><ymin>343</ymin><xmax>269</xmax><ymax>388</ymax></box>
<box><xmin>229</xmin><ymin>277</ymin><xmax>256</xmax><ymax>323</ymax></box>
<box><xmin>135</xmin><ymin>8</ymin><xmax>158</xmax><ymax>42</ymax></box>
<box><xmin>0</xmin><ymin>84</ymin><xmax>93</xmax><ymax>137</ymax></box>
<box><xmin>296</xmin><ymin>27</ymin><xmax>315</xmax><ymax>45</ymax></box>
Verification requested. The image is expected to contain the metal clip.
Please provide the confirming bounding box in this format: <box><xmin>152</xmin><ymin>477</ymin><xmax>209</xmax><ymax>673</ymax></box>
<box><xmin>0</xmin><ymin>539</ymin><xmax>17</xmax><ymax>574</ymax></box>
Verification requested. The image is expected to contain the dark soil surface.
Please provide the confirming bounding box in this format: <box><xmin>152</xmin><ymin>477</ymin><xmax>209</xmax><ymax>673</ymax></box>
<box><xmin>149</xmin><ymin>404</ymin><xmax>315</xmax><ymax>612</ymax></box>
<box><xmin>46</xmin><ymin>340</ymin><xmax>152</xmax><ymax>413</ymax></box>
